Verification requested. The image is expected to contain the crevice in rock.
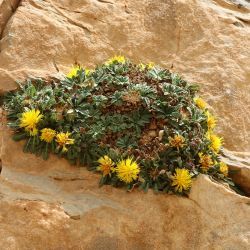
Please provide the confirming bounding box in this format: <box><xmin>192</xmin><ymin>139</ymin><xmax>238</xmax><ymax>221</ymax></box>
<box><xmin>50</xmin><ymin>176</ymin><xmax>85</xmax><ymax>181</ymax></box>
<box><xmin>52</xmin><ymin>59</ymin><xmax>60</xmax><ymax>73</ymax></box>
<box><xmin>235</xmin><ymin>15</ymin><xmax>250</xmax><ymax>24</ymax></box>
<box><xmin>0</xmin><ymin>0</ymin><xmax>22</xmax><ymax>40</ymax></box>
<box><xmin>212</xmin><ymin>0</ymin><xmax>250</xmax><ymax>13</ymax></box>
<box><xmin>221</xmin><ymin>149</ymin><xmax>250</xmax><ymax>196</ymax></box>
<box><xmin>222</xmin><ymin>149</ymin><xmax>250</xmax><ymax>167</ymax></box>
<box><xmin>48</xmin><ymin>4</ymin><xmax>82</xmax><ymax>14</ymax></box>
<box><xmin>63</xmin><ymin>210</ymin><xmax>81</xmax><ymax>220</ymax></box>
<box><xmin>47</xmin><ymin>0</ymin><xmax>93</xmax><ymax>34</ymax></box>
<box><xmin>97</xmin><ymin>0</ymin><xmax>114</xmax><ymax>4</ymax></box>
<box><xmin>233</xmin><ymin>20</ymin><xmax>245</xmax><ymax>27</ymax></box>
<box><xmin>14</xmin><ymin>197</ymin><xmax>46</xmax><ymax>203</ymax></box>
<box><xmin>188</xmin><ymin>196</ymin><xmax>215</xmax><ymax>218</ymax></box>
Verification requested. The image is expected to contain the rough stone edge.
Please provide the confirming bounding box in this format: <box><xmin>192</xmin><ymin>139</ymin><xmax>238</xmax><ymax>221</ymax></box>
<box><xmin>0</xmin><ymin>0</ymin><xmax>21</xmax><ymax>39</ymax></box>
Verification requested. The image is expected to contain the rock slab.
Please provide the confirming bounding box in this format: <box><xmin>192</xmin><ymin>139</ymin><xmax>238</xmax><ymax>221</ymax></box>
<box><xmin>0</xmin><ymin>0</ymin><xmax>250</xmax><ymax>249</ymax></box>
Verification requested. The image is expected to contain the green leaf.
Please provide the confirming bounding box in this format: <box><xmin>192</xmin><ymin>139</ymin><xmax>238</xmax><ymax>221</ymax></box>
<box><xmin>12</xmin><ymin>132</ymin><xmax>27</xmax><ymax>141</ymax></box>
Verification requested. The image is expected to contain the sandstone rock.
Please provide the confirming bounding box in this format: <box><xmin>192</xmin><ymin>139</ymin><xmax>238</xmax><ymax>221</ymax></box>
<box><xmin>0</xmin><ymin>1</ymin><xmax>20</xmax><ymax>33</ymax></box>
<box><xmin>0</xmin><ymin>0</ymin><xmax>249</xmax><ymax>151</ymax></box>
<box><xmin>1</xmin><ymin>160</ymin><xmax>250</xmax><ymax>249</ymax></box>
<box><xmin>221</xmin><ymin>149</ymin><xmax>250</xmax><ymax>195</ymax></box>
<box><xmin>0</xmin><ymin>0</ymin><xmax>250</xmax><ymax>249</ymax></box>
<box><xmin>0</xmin><ymin>126</ymin><xmax>250</xmax><ymax>249</ymax></box>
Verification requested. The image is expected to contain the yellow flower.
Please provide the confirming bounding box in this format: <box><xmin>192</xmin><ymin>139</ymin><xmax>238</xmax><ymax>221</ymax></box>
<box><xmin>199</xmin><ymin>152</ymin><xmax>213</xmax><ymax>170</ymax></box>
<box><xmin>85</xmin><ymin>68</ymin><xmax>92</xmax><ymax>76</ymax></box>
<box><xmin>97</xmin><ymin>155</ymin><xmax>114</xmax><ymax>176</ymax></box>
<box><xmin>206</xmin><ymin>132</ymin><xmax>223</xmax><ymax>153</ymax></box>
<box><xmin>138</xmin><ymin>63</ymin><xmax>146</xmax><ymax>70</ymax></box>
<box><xmin>67</xmin><ymin>65</ymin><xmax>81</xmax><ymax>78</ymax></box>
<box><xmin>147</xmin><ymin>62</ymin><xmax>155</xmax><ymax>69</ymax></box>
<box><xmin>20</xmin><ymin>109</ymin><xmax>43</xmax><ymax>136</ymax></box>
<box><xmin>116</xmin><ymin>158</ymin><xmax>140</xmax><ymax>183</ymax></box>
<box><xmin>30</xmin><ymin>128</ymin><xmax>38</xmax><ymax>136</ymax></box>
<box><xmin>138</xmin><ymin>62</ymin><xmax>155</xmax><ymax>70</ymax></box>
<box><xmin>171</xmin><ymin>168</ymin><xmax>192</xmax><ymax>192</ymax></box>
<box><xmin>206</xmin><ymin>111</ymin><xmax>216</xmax><ymax>130</ymax></box>
<box><xmin>169</xmin><ymin>135</ymin><xmax>185</xmax><ymax>149</ymax></box>
<box><xmin>105</xmin><ymin>55</ymin><xmax>126</xmax><ymax>66</ymax></box>
<box><xmin>219</xmin><ymin>162</ymin><xmax>228</xmax><ymax>176</ymax></box>
<box><xmin>194</xmin><ymin>97</ymin><xmax>207</xmax><ymax>110</ymax></box>
<box><xmin>40</xmin><ymin>128</ymin><xmax>56</xmax><ymax>143</ymax></box>
<box><xmin>56</xmin><ymin>132</ymin><xmax>74</xmax><ymax>152</ymax></box>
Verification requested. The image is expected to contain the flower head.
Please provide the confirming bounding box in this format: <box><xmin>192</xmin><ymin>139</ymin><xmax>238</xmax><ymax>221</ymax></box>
<box><xmin>40</xmin><ymin>128</ymin><xmax>56</xmax><ymax>143</ymax></box>
<box><xmin>67</xmin><ymin>65</ymin><xmax>81</xmax><ymax>78</ymax></box>
<box><xmin>138</xmin><ymin>62</ymin><xmax>155</xmax><ymax>70</ymax></box>
<box><xmin>206</xmin><ymin>111</ymin><xmax>216</xmax><ymax>130</ymax></box>
<box><xmin>138</xmin><ymin>63</ymin><xmax>146</xmax><ymax>70</ymax></box>
<box><xmin>199</xmin><ymin>152</ymin><xmax>213</xmax><ymax>170</ymax></box>
<box><xmin>206</xmin><ymin>132</ymin><xmax>223</xmax><ymax>153</ymax></box>
<box><xmin>169</xmin><ymin>135</ymin><xmax>185</xmax><ymax>149</ymax></box>
<box><xmin>105</xmin><ymin>55</ymin><xmax>126</xmax><ymax>66</ymax></box>
<box><xmin>219</xmin><ymin>162</ymin><xmax>228</xmax><ymax>176</ymax></box>
<box><xmin>194</xmin><ymin>97</ymin><xmax>207</xmax><ymax>110</ymax></box>
<box><xmin>147</xmin><ymin>62</ymin><xmax>155</xmax><ymax>69</ymax></box>
<box><xmin>97</xmin><ymin>155</ymin><xmax>114</xmax><ymax>176</ymax></box>
<box><xmin>84</xmin><ymin>68</ymin><xmax>92</xmax><ymax>76</ymax></box>
<box><xmin>56</xmin><ymin>132</ymin><xmax>74</xmax><ymax>152</ymax></box>
<box><xmin>171</xmin><ymin>168</ymin><xmax>192</xmax><ymax>192</ymax></box>
<box><xmin>116</xmin><ymin>158</ymin><xmax>140</xmax><ymax>183</ymax></box>
<box><xmin>20</xmin><ymin>109</ymin><xmax>43</xmax><ymax>136</ymax></box>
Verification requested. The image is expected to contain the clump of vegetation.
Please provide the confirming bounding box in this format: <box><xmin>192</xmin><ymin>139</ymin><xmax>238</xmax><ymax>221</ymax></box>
<box><xmin>4</xmin><ymin>56</ymin><xmax>235</xmax><ymax>195</ymax></box>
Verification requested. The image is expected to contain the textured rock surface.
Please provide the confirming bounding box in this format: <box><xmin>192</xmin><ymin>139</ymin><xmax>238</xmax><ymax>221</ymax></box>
<box><xmin>0</xmin><ymin>0</ymin><xmax>250</xmax><ymax>249</ymax></box>
<box><xmin>1</xmin><ymin>127</ymin><xmax>250</xmax><ymax>249</ymax></box>
<box><xmin>0</xmin><ymin>122</ymin><xmax>250</xmax><ymax>249</ymax></box>
<box><xmin>222</xmin><ymin>149</ymin><xmax>250</xmax><ymax>195</ymax></box>
<box><xmin>0</xmin><ymin>0</ymin><xmax>249</xmax><ymax>150</ymax></box>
